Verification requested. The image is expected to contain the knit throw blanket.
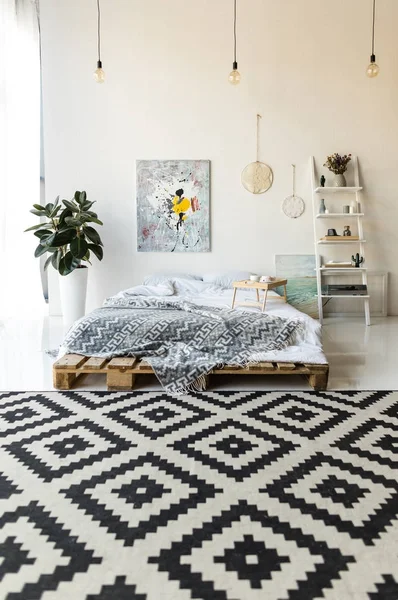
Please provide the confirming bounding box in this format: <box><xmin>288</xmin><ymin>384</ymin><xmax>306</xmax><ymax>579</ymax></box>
<box><xmin>60</xmin><ymin>297</ymin><xmax>302</xmax><ymax>394</ymax></box>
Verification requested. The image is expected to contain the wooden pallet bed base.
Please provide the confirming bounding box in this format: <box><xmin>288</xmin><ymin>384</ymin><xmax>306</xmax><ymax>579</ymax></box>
<box><xmin>53</xmin><ymin>355</ymin><xmax>329</xmax><ymax>392</ymax></box>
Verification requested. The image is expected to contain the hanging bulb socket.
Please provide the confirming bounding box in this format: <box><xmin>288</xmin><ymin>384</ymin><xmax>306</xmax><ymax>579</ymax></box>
<box><xmin>232</xmin><ymin>61</ymin><xmax>238</xmax><ymax>70</ymax></box>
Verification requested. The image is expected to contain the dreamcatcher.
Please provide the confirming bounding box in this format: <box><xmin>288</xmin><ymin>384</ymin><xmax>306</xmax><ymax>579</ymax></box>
<box><xmin>282</xmin><ymin>164</ymin><xmax>305</xmax><ymax>218</ymax></box>
<box><xmin>241</xmin><ymin>114</ymin><xmax>273</xmax><ymax>194</ymax></box>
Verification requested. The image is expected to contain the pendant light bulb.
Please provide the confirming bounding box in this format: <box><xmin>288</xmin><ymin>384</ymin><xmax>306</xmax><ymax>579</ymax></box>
<box><xmin>229</xmin><ymin>0</ymin><xmax>240</xmax><ymax>85</ymax></box>
<box><xmin>94</xmin><ymin>60</ymin><xmax>105</xmax><ymax>83</ymax></box>
<box><xmin>94</xmin><ymin>0</ymin><xmax>105</xmax><ymax>83</ymax></box>
<box><xmin>229</xmin><ymin>61</ymin><xmax>241</xmax><ymax>85</ymax></box>
<box><xmin>366</xmin><ymin>56</ymin><xmax>379</xmax><ymax>78</ymax></box>
<box><xmin>366</xmin><ymin>0</ymin><xmax>379</xmax><ymax>78</ymax></box>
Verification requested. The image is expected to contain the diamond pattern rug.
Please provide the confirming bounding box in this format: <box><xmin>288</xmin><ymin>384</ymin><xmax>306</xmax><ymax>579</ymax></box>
<box><xmin>1</xmin><ymin>390</ymin><xmax>398</xmax><ymax>599</ymax></box>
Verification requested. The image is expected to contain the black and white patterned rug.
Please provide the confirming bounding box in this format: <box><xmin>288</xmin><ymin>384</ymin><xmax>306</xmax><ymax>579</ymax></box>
<box><xmin>1</xmin><ymin>390</ymin><xmax>398</xmax><ymax>600</ymax></box>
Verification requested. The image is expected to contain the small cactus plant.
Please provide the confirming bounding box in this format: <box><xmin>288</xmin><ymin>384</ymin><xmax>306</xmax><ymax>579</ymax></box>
<box><xmin>351</xmin><ymin>253</ymin><xmax>364</xmax><ymax>268</ymax></box>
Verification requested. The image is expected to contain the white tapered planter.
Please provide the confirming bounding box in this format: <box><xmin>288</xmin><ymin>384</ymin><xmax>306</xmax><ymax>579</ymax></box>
<box><xmin>59</xmin><ymin>267</ymin><xmax>88</xmax><ymax>329</ymax></box>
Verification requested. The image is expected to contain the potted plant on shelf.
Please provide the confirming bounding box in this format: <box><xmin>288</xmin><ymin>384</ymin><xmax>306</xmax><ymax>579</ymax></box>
<box><xmin>25</xmin><ymin>191</ymin><xmax>104</xmax><ymax>327</ymax></box>
<box><xmin>323</xmin><ymin>153</ymin><xmax>352</xmax><ymax>187</ymax></box>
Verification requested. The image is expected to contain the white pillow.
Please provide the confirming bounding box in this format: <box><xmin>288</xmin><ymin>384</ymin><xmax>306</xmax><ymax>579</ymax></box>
<box><xmin>173</xmin><ymin>279</ymin><xmax>216</xmax><ymax>295</ymax></box>
<box><xmin>202</xmin><ymin>271</ymin><xmax>250</xmax><ymax>288</ymax></box>
<box><xmin>116</xmin><ymin>282</ymin><xmax>174</xmax><ymax>297</ymax></box>
<box><xmin>143</xmin><ymin>273</ymin><xmax>202</xmax><ymax>285</ymax></box>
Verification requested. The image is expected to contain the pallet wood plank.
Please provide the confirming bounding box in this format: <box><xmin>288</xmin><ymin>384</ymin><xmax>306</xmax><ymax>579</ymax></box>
<box><xmin>54</xmin><ymin>354</ymin><xmax>87</xmax><ymax>370</ymax></box>
<box><xmin>107</xmin><ymin>371</ymin><xmax>135</xmax><ymax>391</ymax></box>
<box><xmin>53</xmin><ymin>371</ymin><xmax>76</xmax><ymax>389</ymax></box>
<box><xmin>107</xmin><ymin>357</ymin><xmax>137</xmax><ymax>371</ymax></box>
<box><xmin>84</xmin><ymin>357</ymin><xmax>107</xmax><ymax>370</ymax></box>
<box><xmin>52</xmin><ymin>353</ymin><xmax>329</xmax><ymax>390</ymax></box>
<box><xmin>308</xmin><ymin>369</ymin><xmax>329</xmax><ymax>391</ymax></box>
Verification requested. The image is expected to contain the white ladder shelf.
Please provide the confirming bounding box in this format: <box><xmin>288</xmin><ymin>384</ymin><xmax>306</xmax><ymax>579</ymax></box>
<box><xmin>310</xmin><ymin>156</ymin><xmax>370</xmax><ymax>326</ymax></box>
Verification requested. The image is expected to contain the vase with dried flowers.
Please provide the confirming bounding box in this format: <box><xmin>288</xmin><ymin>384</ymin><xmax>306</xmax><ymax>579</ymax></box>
<box><xmin>323</xmin><ymin>153</ymin><xmax>352</xmax><ymax>187</ymax></box>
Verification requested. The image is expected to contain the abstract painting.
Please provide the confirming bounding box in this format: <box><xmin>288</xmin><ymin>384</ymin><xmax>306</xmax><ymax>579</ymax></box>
<box><xmin>275</xmin><ymin>254</ymin><xmax>319</xmax><ymax>318</ymax></box>
<box><xmin>136</xmin><ymin>160</ymin><xmax>210</xmax><ymax>252</ymax></box>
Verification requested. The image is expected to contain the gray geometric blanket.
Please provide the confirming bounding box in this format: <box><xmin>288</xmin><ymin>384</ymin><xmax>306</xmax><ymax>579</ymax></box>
<box><xmin>60</xmin><ymin>296</ymin><xmax>302</xmax><ymax>393</ymax></box>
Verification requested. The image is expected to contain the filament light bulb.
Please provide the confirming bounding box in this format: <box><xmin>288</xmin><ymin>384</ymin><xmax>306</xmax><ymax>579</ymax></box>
<box><xmin>94</xmin><ymin>60</ymin><xmax>105</xmax><ymax>83</ymax></box>
<box><xmin>229</xmin><ymin>61</ymin><xmax>241</xmax><ymax>85</ymax></box>
<box><xmin>366</xmin><ymin>59</ymin><xmax>379</xmax><ymax>78</ymax></box>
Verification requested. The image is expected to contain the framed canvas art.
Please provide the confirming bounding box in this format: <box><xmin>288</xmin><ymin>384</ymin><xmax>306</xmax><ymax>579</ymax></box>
<box><xmin>275</xmin><ymin>254</ymin><xmax>319</xmax><ymax>318</ymax></box>
<box><xmin>136</xmin><ymin>160</ymin><xmax>210</xmax><ymax>252</ymax></box>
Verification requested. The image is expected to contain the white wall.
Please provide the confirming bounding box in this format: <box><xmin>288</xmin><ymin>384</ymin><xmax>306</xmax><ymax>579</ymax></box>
<box><xmin>40</xmin><ymin>0</ymin><xmax>398</xmax><ymax>315</ymax></box>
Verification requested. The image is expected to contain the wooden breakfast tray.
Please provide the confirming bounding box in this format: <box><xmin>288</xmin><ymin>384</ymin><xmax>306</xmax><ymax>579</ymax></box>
<box><xmin>53</xmin><ymin>355</ymin><xmax>329</xmax><ymax>392</ymax></box>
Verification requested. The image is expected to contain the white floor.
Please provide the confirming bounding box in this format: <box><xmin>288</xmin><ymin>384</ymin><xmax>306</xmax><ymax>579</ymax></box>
<box><xmin>0</xmin><ymin>316</ymin><xmax>397</xmax><ymax>391</ymax></box>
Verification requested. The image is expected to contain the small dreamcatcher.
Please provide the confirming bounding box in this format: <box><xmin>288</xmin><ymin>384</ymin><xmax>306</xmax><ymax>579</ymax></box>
<box><xmin>241</xmin><ymin>114</ymin><xmax>273</xmax><ymax>194</ymax></box>
<box><xmin>282</xmin><ymin>164</ymin><xmax>305</xmax><ymax>218</ymax></box>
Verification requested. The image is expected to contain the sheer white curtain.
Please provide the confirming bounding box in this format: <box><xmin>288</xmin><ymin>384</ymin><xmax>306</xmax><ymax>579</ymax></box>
<box><xmin>0</xmin><ymin>0</ymin><xmax>44</xmax><ymax>316</ymax></box>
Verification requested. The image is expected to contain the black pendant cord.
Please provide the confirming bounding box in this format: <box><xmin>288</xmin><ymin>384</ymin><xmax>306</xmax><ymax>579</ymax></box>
<box><xmin>233</xmin><ymin>0</ymin><xmax>237</xmax><ymax>68</ymax></box>
<box><xmin>371</xmin><ymin>0</ymin><xmax>376</xmax><ymax>60</ymax></box>
<box><xmin>97</xmin><ymin>0</ymin><xmax>102</xmax><ymax>66</ymax></box>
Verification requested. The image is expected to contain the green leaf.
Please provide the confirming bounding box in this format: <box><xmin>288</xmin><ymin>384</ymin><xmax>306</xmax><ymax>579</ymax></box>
<box><xmin>45</xmin><ymin>203</ymin><xmax>54</xmax><ymax>215</ymax></box>
<box><xmin>30</xmin><ymin>208</ymin><xmax>45</xmax><ymax>217</ymax></box>
<box><xmin>63</xmin><ymin>251</ymin><xmax>81</xmax><ymax>271</ymax></box>
<box><xmin>84</xmin><ymin>210</ymin><xmax>98</xmax><ymax>218</ymax></box>
<box><xmin>65</xmin><ymin>217</ymin><xmax>83</xmax><ymax>227</ymax></box>
<box><xmin>89</xmin><ymin>217</ymin><xmax>103</xmax><ymax>226</ymax></box>
<box><xmin>34</xmin><ymin>243</ymin><xmax>48</xmax><ymax>258</ymax></box>
<box><xmin>58</xmin><ymin>257</ymin><xmax>69</xmax><ymax>276</ymax></box>
<box><xmin>74</xmin><ymin>191</ymin><xmax>82</xmax><ymax>203</ymax></box>
<box><xmin>88</xmin><ymin>243</ymin><xmax>103</xmax><ymax>261</ymax></box>
<box><xmin>40</xmin><ymin>232</ymin><xmax>57</xmax><ymax>246</ymax></box>
<box><xmin>62</xmin><ymin>199</ymin><xmax>78</xmax><ymax>212</ymax></box>
<box><xmin>49</xmin><ymin>205</ymin><xmax>61</xmax><ymax>218</ymax></box>
<box><xmin>34</xmin><ymin>228</ymin><xmax>53</xmax><ymax>239</ymax></box>
<box><xmin>79</xmin><ymin>191</ymin><xmax>87</xmax><ymax>204</ymax></box>
<box><xmin>52</xmin><ymin>228</ymin><xmax>76</xmax><ymax>247</ymax></box>
<box><xmin>24</xmin><ymin>223</ymin><xmax>52</xmax><ymax>232</ymax></box>
<box><xmin>83</xmin><ymin>226</ymin><xmax>103</xmax><ymax>246</ymax></box>
<box><xmin>33</xmin><ymin>204</ymin><xmax>46</xmax><ymax>211</ymax></box>
<box><xmin>52</xmin><ymin>250</ymin><xmax>61</xmax><ymax>270</ymax></box>
<box><xmin>58</xmin><ymin>207</ymin><xmax>73</xmax><ymax>224</ymax></box>
<box><xmin>70</xmin><ymin>236</ymin><xmax>88</xmax><ymax>259</ymax></box>
<box><xmin>81</xmin><ymin>201</ymin><xmax>94</xmax><ymax>211</ymax></box>
<box><xmin>43</xmin><ymin>255</ymin><xmax>53</xmax><ymax>271</ymax></box>
<box><xmin>82</xmin><ymin>249</ymin><xmax>91</xmax><ymax>261</ymax></box>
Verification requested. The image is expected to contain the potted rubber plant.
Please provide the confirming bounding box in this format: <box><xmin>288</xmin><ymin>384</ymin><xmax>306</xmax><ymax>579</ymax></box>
<box><xmin>25</xmin><ymin>191</ymin><xmax>103</xmax><ymax>327</ymax></box>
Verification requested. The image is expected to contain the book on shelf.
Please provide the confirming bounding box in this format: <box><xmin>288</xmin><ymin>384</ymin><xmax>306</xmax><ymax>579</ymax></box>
<box><xmin>326</xmin><ymin>284</ymin><xmax>368</xmax><ymax>296</ymax></box>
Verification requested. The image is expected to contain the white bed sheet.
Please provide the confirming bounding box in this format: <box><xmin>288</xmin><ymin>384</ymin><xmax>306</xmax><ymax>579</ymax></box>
<box><xmin>177</xmin><ymin>286</ymin><xmax>327</xmax><ymax>365</ymax></box>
